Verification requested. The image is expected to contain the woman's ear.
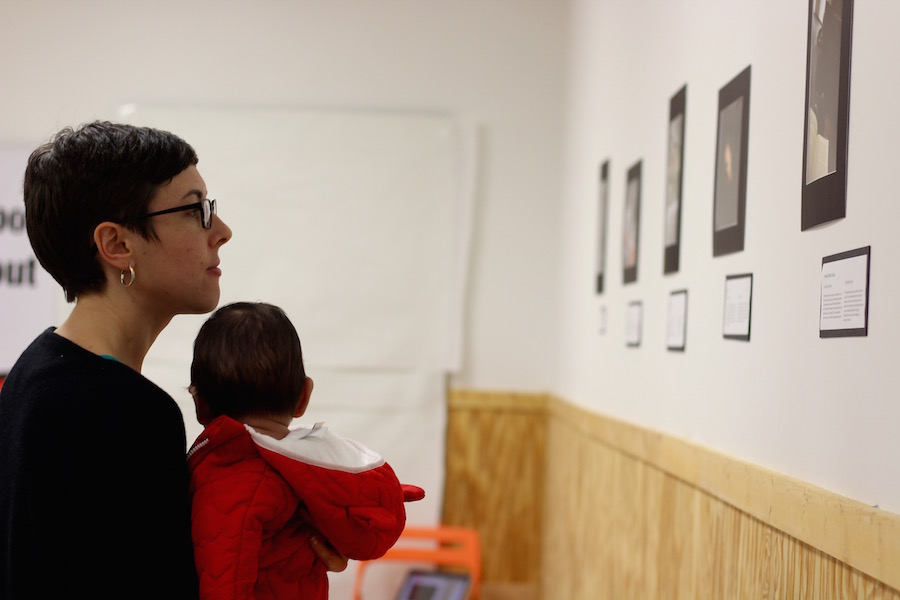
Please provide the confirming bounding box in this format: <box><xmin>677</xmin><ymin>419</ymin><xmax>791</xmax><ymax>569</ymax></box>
<box><xmin>293</xmin><ymin>377</ymin><xmax>314</xmax><ymax>418</ymax></box>
<box><xmin>93</xmin><ymin>221</ymin><xmax>133</xmax><ymax>271</ymax></box>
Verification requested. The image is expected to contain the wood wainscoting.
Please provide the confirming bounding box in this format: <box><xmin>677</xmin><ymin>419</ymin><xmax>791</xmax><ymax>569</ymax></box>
<box><xmin>443</xmin><ymin>390</ymin><xmax>900</xmax><ymax>599</ymax></box>
<box><xmin>442</xmin><ymin>389</ymin><xmax>547</xmax><ymax>585</ymax></box>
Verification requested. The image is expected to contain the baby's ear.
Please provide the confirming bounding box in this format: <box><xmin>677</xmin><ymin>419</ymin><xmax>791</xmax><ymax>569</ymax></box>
<box><xmin>190</xmin><ymin>386</ymin><xmax>213</xmax><ymax>426</ymax></box>
<box><xmin>293</xmin><ymin>377</ymin><xmax>314</xmax><ymax>418</ymax></box>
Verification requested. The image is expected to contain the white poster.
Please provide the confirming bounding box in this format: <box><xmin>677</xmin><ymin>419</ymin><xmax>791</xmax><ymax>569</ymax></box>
<box><xmin>0</xmin><ymin>146</ymin><xmax>56</xmax><ymax>373</ymax></box>
<box><xmin>126</xmin><ymin>105</ymin><xmax>477</xmax><ymax>373</ymax></box>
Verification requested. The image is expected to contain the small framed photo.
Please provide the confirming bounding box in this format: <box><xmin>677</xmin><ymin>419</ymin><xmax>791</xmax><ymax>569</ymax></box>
<box><xmin>626</xmin><ymin>300</ymin><xmax>642</xmax><ymax>347</ymax></box>
<box><xmin>666</xmin><ymin>289</ymin><xmax>688</xmax><ymax>351</ymax></box>
<box><xmin>723</xmin><ymin>273</ymin><xmax>753</xmax><ymax>341</ymax></box>
<box><xmin>664</xmin><ymin>85</ymin><xmax>686</xmax><ymax>274</ymax></box>
<box><xmin>802</xmin><ymin>0</ymin><xmax>854</xmax><ymax>230</ymax></box>
<box><xmin>820</xmin><ymin>246</ymin><xmax>869</xmax><ymax>337</ymax></box>
<box><xmin>713</xmin><ymin>66</ymin><xmax>751</xmax><ymax>257</ymax></box>
<box><xmin>622</xmin><ymin>160</ymin><xmax>642</xmax><ymax>284</ymax></box>
<box><xmin>596</xmin><ymin>160</ymin><xmax>610</xmax><ymax>293</ymax></box>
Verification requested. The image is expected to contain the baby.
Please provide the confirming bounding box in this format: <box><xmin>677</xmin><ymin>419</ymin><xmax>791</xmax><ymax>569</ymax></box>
<box><xmin>187</xmin><ymin>301</ymin><xmax>423</xmax><ymax>599</ymax></box>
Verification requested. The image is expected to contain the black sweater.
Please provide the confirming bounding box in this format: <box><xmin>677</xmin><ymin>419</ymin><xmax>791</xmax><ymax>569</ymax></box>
<box><xmin>0</xmin><ymin>329</ymin><xmax>199</xmax><ymax>599</ymax></box>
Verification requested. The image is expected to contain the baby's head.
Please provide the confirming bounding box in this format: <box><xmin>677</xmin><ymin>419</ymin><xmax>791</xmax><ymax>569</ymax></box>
<box><xmin>190</xmin><ymin>302</ymin><xmax>307</xmax><ymax>424</ymax></box>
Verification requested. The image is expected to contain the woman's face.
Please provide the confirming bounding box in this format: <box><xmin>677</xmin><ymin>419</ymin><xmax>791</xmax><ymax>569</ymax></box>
<box><xmin>131</xmin><ymin>165</ymin><xmax>232</xmax><ymax>319</ymax></box>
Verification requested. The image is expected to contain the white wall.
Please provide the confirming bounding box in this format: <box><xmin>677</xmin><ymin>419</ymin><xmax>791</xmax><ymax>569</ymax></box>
<box><xmin>8</xmin><ymin>0</ymin><xmax>894</xmax><ymax>544</ymax></box>
<box><xmin>556</xmin><ymin>0</ymin><xmax>900</xmax><ymax>515</ymax></box>
<box><xmin>0</xmin><ymin>0</ymin><xmax>566</xmax><ymax>392</ymax></box>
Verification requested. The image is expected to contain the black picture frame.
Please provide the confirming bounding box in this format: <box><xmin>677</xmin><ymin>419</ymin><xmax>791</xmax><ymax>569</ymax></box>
<box><xmin>596</xmin><ymin>160</ymin><xmax>610</xmax><ymax>293</ymax></box>
<box><xmin>713</xmin><ymin>65</ymin><xmax>751</xmax><ymax>257</ymax></box>
<box><xmin>622</xmin><ymin>160</ymin><xmax>641</xmax><ymax>284</ymax></box>
<box><xmin>801</xmin><ymin>0</ymin><xmax>854</xmax><ymax>230</ymax></box>
<box><xmin>664</xmin><ymin>85</ymin><xmax>686</xmax><ymax>274</ymax></box>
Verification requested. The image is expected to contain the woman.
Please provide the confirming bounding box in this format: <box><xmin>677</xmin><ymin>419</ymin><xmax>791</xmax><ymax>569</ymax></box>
<box><xmin>0</xmin><ymin>122</ymin><xmax>345</xmax><ymax>598</ymax></box>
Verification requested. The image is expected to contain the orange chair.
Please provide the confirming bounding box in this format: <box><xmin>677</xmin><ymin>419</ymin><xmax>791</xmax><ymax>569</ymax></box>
<box><xmin>352</xmin><ymin>525</ymin><xmax>481</xmax><ymax>600</ymax></box>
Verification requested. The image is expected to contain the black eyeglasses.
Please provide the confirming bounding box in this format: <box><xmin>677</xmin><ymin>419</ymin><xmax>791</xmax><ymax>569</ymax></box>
<box><xmin>124</xmin><ymin>198</ymin><xmax>217</xmax><ymax>229</ymax></box>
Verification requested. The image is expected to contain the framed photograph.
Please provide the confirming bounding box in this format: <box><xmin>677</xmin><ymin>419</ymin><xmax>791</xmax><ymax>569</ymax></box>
<box><xmin>713</xmin><ymin>66</ymin><xmax>751</xmax><ymax>257</ymax></box>
<box><xmin>622</xmin><ymin>161</ymin><xmax>642</xmax><ymax>284</ymax></box>
<box><xmin>802</xmin><ymin>0</ymin><xmax>854</xmax><ymax>230</ymax></box>
<box><xmin>722</xmin><ymin>273</ymin><xmax>753</xmax><ymax>341</ymax></box>
<box><xmin>666</xmin><ymin>289</ymin><xmax>688</xmax><ymax>351</ymax></box>
<box><xmin>394</xmin><ymin>570</ymin><xmax>471</xmax><ymax>600</ymax></box>
<box><xmin>626</xmin><ymin>300</ymin><xmax>642</xmax><ymax>347</ymax></box>
<box><xmin>664</xmin><ymin>85</ymin><xmax>686</xmax><ymax>274</ymax></box>
<box><xmin>820</xmin><ymin>246</ymin><xmax>869</xmax><ymax>337</ymax></box>
<box><xmin>596</xmin><ymin>160</ymin><xmax>610</xmax><ymax>293</ymax></box>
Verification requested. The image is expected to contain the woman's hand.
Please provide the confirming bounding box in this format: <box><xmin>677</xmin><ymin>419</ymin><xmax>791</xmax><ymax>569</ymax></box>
<box><xmin>309</xmin><ymin>534</ymin><xmax>349</xmax><ymax>572</ymax></box>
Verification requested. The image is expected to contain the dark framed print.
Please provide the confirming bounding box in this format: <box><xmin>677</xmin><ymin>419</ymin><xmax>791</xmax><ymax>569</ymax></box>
<box><xmin>664</xmin><ymin>85</ymin><xmax>686</xmax><ymax>274</ymax></box>
<box><xmin>802</xmin><ymin>0</ymin><xmax>854</xmax><ymax>230</ymax></box>
<box><xmin>596</xmin><ymin>160</ymin><xmax>610</xmax><ymax>293</ymax></box>
<box><xmin>622</xmin><ymin>160</ymin><xmax>641</xmax><ymax>284</ymax></box>
<box><xmin>713</xmin><ymin>65</ymin><xmax>751</xmax><ymax>257</ymax></box>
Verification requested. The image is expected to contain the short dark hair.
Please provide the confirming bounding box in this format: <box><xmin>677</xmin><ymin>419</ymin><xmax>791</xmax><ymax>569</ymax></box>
<box><xmin>191</xmin><ymin>302</ymin><xmax>307</xmax><ymax>421</ymax></box>
<box><xmin>24</xmin><ymin>121</ymin><xmax>198</xmax><ymax>301</ymax></box>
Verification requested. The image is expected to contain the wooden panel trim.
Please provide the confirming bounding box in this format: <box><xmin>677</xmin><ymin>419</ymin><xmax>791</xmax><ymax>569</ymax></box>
<box><xmin>444</xmin><ymin>388</ymin><xmax>546</xmax><ymax>583</ymax></box>
<box><xmin>542</xmin><ymin>394</ymin><xmax>900</xmax><ymax>591</ymax></box>
<box><xmin>448</xmin><ymin>389</ymin><xmax>899</xmax><ymax>590</ymax></box>
<box><xmin>449</xmin><ymin>389</ymin><xmax>548</xmax><ymax>413</ymax></box>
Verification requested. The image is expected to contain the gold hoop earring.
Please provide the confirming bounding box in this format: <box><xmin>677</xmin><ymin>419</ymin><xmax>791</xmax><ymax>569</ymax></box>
<box><xmin>120</xmin><ymin>265</ymin><xmax>135</xmax><ymax>287</ymax></box>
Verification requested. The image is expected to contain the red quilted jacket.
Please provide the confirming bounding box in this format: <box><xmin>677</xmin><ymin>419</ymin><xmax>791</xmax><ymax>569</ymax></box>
<box><xmin>188</xmin><ymin>416</ymin><xmax>410</xmax><ymax>599</ymax></box>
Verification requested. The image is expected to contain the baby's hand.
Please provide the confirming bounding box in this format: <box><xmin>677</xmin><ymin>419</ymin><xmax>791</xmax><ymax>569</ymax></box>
<box><xmin>309</xmin><ymin>534</ymin><xmax>348</xmax><ymax>573</ymax></box>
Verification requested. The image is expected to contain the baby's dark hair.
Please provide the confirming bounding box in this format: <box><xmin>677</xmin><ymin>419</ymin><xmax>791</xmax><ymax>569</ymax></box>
<box><xmin>191</xmin><ymin>302</ymin><xmax>306</xmax><ymax>420</ymax></box>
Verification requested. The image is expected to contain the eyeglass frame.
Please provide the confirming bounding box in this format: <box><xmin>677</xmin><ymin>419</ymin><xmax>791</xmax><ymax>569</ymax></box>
<box><xmin>122</xmin><ymin>198</ymin><xmax>217</xmax><ymax>230</ymax></box>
